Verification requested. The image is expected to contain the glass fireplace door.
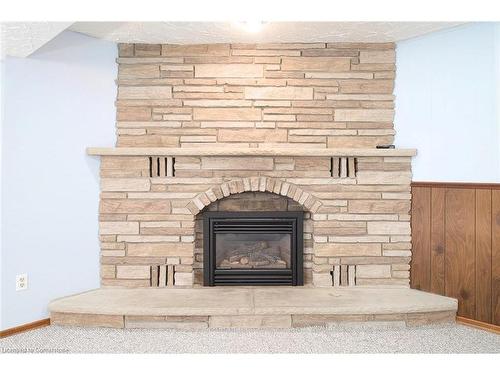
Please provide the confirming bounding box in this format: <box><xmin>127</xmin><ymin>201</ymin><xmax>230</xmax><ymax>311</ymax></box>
<box><xmin>203</xmin><ymin>212</ymin><xmax>303</xmax><ymax>286</ymax></box>
<box><xmin>215</xmin><ymin>233</ymin><xmax>291</xmax><ymax>269</ymax></box>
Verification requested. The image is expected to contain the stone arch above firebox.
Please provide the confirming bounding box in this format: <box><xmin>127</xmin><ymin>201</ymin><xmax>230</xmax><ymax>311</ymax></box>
<box><xmin>185</xmin><ymin>177</ymin><xmax>323</xmax><ymax>215</ymax></box>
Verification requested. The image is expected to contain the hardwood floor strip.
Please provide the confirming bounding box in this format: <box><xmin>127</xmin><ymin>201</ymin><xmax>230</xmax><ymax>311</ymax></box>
<box><xmin>0</xmin><ymin>318</ymin><xmax>50</xmax><ymax>339</ymax></box>
<box><xmin>456</xmin><ymin>316</ymin><xmax>500</xmax><ymax>334</ymax></box>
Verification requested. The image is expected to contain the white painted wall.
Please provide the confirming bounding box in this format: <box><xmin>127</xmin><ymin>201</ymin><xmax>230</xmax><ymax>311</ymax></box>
<box><xmin>395</xmin><ymin>23</ymin><xmax>500</xmax><ymax>182</ymax></box>
<box><xmin>0</xmin><ymin>31</ymin><xmax>116</xmax><ymax>330</ymax></box>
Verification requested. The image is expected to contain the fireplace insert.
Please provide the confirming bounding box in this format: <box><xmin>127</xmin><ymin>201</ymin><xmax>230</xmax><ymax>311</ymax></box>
<box><xmin>203</xmin><ymin>212</ymin><xmax>303</xmax><ymax>286</ymax></box>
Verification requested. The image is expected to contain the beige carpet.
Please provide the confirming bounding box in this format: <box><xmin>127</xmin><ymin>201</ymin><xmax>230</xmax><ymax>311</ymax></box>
<box><xmin>1</xmin><ymin>323</ymin><xmax>499</xmax><ymax>353</ymax></box>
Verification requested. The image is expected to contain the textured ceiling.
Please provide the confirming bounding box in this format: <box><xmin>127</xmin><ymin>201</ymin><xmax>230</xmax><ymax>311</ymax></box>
<box><xmin>1</xmin><ymin>22</ymin><xmax>72</xmax><ymax>57</ymax></box>
<box><xmin>70</xmin><ymin>22</ymin><xmax>463</xmax><ymax>44</ymax></box>
<box><xmin>1</xmin><ymin>21</ymin><xmax>464</xmax><ymax>58</ymax></box>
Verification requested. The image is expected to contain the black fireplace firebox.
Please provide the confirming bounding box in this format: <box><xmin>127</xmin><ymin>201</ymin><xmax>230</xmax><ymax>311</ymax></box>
<box><xmin>203</xmin><ymin>212</ymin><xmax>303</xmax><ymax>286</ymax></box>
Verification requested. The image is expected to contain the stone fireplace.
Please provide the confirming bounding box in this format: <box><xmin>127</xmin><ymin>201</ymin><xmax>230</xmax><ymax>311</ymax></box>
<box><xmin>49</xmin><ymin>42</ymin><xmax>460</xmax><ymax>330</ymax></box>
<box><xmin>92</xmin><ymin>42</ymin><xmax>414</xmax><ymax>289</ymax></box>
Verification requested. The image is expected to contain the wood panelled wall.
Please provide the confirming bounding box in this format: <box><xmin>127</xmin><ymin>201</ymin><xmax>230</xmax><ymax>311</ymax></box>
<box><xmin>411</xmin><ymin>182</ymin><xmax>500</xmax><ymax>326</ymax></box>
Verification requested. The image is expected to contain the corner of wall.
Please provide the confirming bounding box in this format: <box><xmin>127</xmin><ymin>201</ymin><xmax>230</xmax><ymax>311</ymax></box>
<box><xmin>0</xmin><ymin>54</ymin><xmax>4</xmax><ymax>330</ymax></box>
<box><xmin>494</xmin><ymin>23</ymin><xmax>500</xmax><ymax>180</ymax></box>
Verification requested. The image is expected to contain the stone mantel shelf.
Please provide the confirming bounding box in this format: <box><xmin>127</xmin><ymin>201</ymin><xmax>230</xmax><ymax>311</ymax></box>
<box><xmin>87</xmin><ymin>147</ymin><xmax>417</xmax><ymax>157</ymax></box>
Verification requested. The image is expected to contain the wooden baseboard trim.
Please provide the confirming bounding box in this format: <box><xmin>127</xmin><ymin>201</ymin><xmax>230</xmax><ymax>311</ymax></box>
<box><xmin>0</xmin><ymin>318</ymin><xmax>51</xmax><ymax>339</ymax></box>
<box><xmin>456</xmin><ymin>316</ymin><xmax>500</xmax><ymax>334</ymax></box>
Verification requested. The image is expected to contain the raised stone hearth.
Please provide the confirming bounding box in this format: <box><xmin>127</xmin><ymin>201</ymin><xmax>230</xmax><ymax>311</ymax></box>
<box><xmin>49</xmin><ymin>287</ymin><xmax>458</xmax><ymax>329</ymax></box>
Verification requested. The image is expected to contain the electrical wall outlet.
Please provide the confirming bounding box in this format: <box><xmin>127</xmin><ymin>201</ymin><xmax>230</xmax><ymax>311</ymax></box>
<box><xmin>16</xmin><ymin>274</ymin><xmax>28</xmax><ymax>291</ymax></box>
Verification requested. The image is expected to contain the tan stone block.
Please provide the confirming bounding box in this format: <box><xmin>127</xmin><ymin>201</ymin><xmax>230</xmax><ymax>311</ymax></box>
<box><xmin>201</xmin><ymin>157</ymin><xmax>273</xmax><ymax>170</ymax></box>
<box><xmin>326</xmin><ymin>94</ymin><xmax>394</xmax><ymax>101</ymax></box>
<box><xmin>356</xmin><ymin>264</ymin><xmax>391</xmax><ymax>278</ymax></box>
<box><xmin>200</xmin><ymin>121</ymin><xmax>255</xmax><ymax>128</ymax></box>
<box><xmin>232</xmin><ymin>49</ymin><xmax>300</xmax><ymax>56</ymax></box>
<box><xmin>383</xmin><ymin>250</ymin><xmax>412</xmax><ymax>257</ymax></box>
<box><xmin>125</xmin><ymin>318</ymin><xmax>208</xmax><ymax>329</ymax></box>
<box><xmin>218</xmin><ymin>129</ymin><xmax>287</xmax><ymax>142</ymax></box>
<box><xmin>356</xmin><ymin>171</ymin><xmax>412</xmax><ymax>185</ymax></box>
<box><xmin>128</xmin><ymin>214</ymin><xmax>193</xmax><ymax>221</ymax></box>
<box><xmin>101</xmin><ymin>279</ymin><xmax>151</xmax><ymax>287</ymax></box>
<box><xmin>117</xmin><ymin>235</ymin><xmax>179</xmax><ymax>242</ymax></box>
<box><xmin>162</xmin><ymin>44</ymin><xmax>230</xmax><ymax>57</ymax></box>
<box><xmin>193</xmin><ymin>107</ymin><xmax>261</xmax><ymax>121</ymax></box>
<box><xmin>244</xmin><ymin>86</ymin><xmax>313</xmax><ymax>100</ymax></box>
<box><xmin>195</xmin><ymin>64</ymin><xmax>263</xmax><ymax>77</ymax></box>
<box><xmin>335</xmin><ymin>109</ymin><xmax>394</xmax><ymax>122</ymax></box>
<box><xmin>281</xmin><ymin>57</ymin><xmax>351</xmax><ymax>71</ymax></box>
<box><xmin>209</xmin><ymin>315</ymin><xmax>291</xmax><ymax>328</ymax></box>
<box><xmin>391</xmin><ymin>264</ymin><xmax>411</xmax><ymax>271</ymax></box>
<box><xmin>406</xmin><ymin>311</ymin><xmax>455</xmax><ymax>327</ymax></box>
<box><xmin>180</xmin><ymin>257</ymin><xmax>194</xmax><ymax>265</ymax></box>
<box><xmin>118</xmin><ymin>43</ymin><xmax>134</xmax><ymax>57</ymax></box>
<box><xmin>359</xmin><ymin>50</ymin><xmax>395</xmax><ymax>63</ymax></box>
<box><xmin>101</xmin><ymin>264</ymin><xmax>116</xmax><ymax>279</ymax></box>
<box><xmin>100</xmin><ymin>222</ymin><xmax>139</xmax><ymax>235</ymax></box>
<box><xmin>292</xmin><ymin>314</ymin><xmax>368</xmax><ymax>327</ymax></box>
<box><xmin>118</xmin><ymin>86</ymin><xmax>172</xmax><ymax>99</ymax></box>
<box><xmin>118</xmin><ymin>64</ymin><xmax>159</xmax><ymax>79</ymax></box>
<box><xmin>326</xmin><ymin>214</ymin><xmax>399</xmax><ymax>222</ymax></box>
<box><xmin>100</xmin><ymin>199</ymin><xmax>171</xmax><ymax>214</ymax></box>
<box><xmin>382</xmin><ymin>193</ymin><xmax>412</xmax><ymax>200</ymax></box>
<box><xmin>315</xmin><ymin>243</ymin><xmax>381</xmax><ymax>257</ymax></box>
<box><xmin>101</xmin><ymin>250</ymin><xmax>126</xmax><ymax>257</ymax></box>
<box><xmin>127</xmin><ymin>192</ymin><xmax>197</xmax><ymax>199</ymax></box>
<box><xmin>140</xmin><ymin>226</ymin><xmax>192</xmax><ymax>235</ymax></box>
<box><xmin>312</xmin><ymin>272</ymin><xmax>333</xmax><ymax>287</ymax></box>
<box><xmin>367</xmin><ymin>221</ymin><xmax>411</xmax><ymax>235</ymax></box>
<box><xmin>305</xmin><ymin>72</ymin><xmax>373</xmax><ymax>79</ymax></box>
<box><xmin>327</xmin><ymin>136</ymin><xmax>394</xmax><ymax>148</ymax></box>
<box><xmin>289</xmin><ymin>129</ymin><xmax>355</xmax><ymax>136</ymax></box>
<box><xmin>100</xmin><ymin>234</ymin><xmax>116</xmax><ymax>242</ymax></box>
<box><xmin>392</xmin><ymin>270</ymin><xmax>410</xmax><ymax>278</ymax></box>
<box><xmin>182</xmin><ymin>99</ymin><xmax>252</xmax><ymax>107</ymax></box>
<box><xmin>254</xmin><ymin>101</ymin><xmax>292</xmax><ymax>107</ymax></box>
<box><xmin>101</xmin><ymin>178</ymin><xmax>151</xmax><ymax>192</ymax></box>
<box><xmin>127</xmin><ymin>242</ymin><xmax>193</xmax><ymax>257</ymax></box>
<box><xmin>134</xmin><ymin>44</ymin><xmax>161</xmax><ymax>56</ymax></box>
<box><xmin>328</xmin><ymin>235</ymin><xmax>389</xmax><ymax>243</ymax></box>
<box><xmin>348</xmin><ymin>200</ymin><xmax>410</xmax><ymax>214</ymax></box>
<box><xmin>101</xmin><ymin>156</ymin><xmax>149</xmax><ymax>170</ymax></box>
<box><xmin>262</xmin><ymin>114</ymin><xmax>296</xmax><ymax>122</ymax></box>
<box><xmin>174</xmin><ymin>85</ymin><xmax>223</xmax><ymax>93</ymax></box>
<box><xmin>174</xmin><ymin>272</ymin><xmax>193</xmax><ymax>286</ymax></box>
<box><xmin>338</xmin><ymin>79</ymin><xmax>393</xmax><ymax>94</ymax></box>
<box><xmin>116</xmin><ymin>265</ymin><xmax>151</xmax><ymax>279</ymax></box>
<box><xmin>175</xmin><ymin>265</ymin><xmax>193</xmax><ymax>273</ymax></box>
<box><xmin>51</xmin><ymin>312</ymin><xmax>124</xmax><ymax>328</ymax></box>
<box><xmin>160</xmin><ymin>64</ymin><xmax>193</xmax><ymax>71</ymax></box>
<box><xmin>116</xmin><ymin>107</ymin><xmax>151</xmax><ymax>121</ymax></box>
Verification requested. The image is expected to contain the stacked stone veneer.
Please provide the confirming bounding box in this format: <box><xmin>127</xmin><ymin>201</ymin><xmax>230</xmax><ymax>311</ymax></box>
<box><xmin>97</xmin><ymin>42</ymin><xmax>412</xmax><ymax>288</ymax></box>
<box><xmin>115</xmin><ymin>42</ymin><xmax>396</xmax><ymax>148</ymax></box>
<box><xmin>99</xmin><ymin>155</ymin><xmax>412</xmax><ymax>287</ymax></box>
